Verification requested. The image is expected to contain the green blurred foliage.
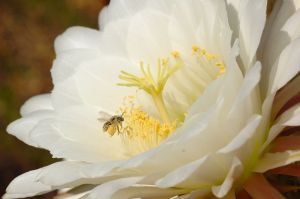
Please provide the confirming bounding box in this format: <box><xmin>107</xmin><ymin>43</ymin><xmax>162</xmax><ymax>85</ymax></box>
<box><xmin>0</xmin><ymin>0</ymin><xmax>108</xmax><ymax>198</ymax></box>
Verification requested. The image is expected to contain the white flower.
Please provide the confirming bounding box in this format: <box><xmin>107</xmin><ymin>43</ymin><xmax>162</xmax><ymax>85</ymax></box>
<box><xmin>4</xmin><ymin>0</ymin><xmax>300</xmax><ymax>198</ymax></box>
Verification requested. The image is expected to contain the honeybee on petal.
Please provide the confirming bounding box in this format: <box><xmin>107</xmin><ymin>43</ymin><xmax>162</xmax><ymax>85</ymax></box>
<box><xmin>98</xmin><ymin>111</ymin><xmax>124</xmax><ymax>136</ymax></box>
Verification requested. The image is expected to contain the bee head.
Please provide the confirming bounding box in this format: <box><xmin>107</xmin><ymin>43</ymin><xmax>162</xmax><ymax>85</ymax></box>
<box><xmin>117</xmin><ymin>116</ymin><xmax>124</xmax><ymax>122</ymax></box>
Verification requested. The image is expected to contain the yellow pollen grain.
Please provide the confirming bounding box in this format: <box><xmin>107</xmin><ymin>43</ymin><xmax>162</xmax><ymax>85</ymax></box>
<box><xmin>200</xmin><ymin>49</ymin><xmax>207</xmax><ymax>56</ymax></box>
<box><xmin>192</xmin><ymin>45</ymin><xmax>200</xmax><ymax>55</ymax></box>
<box><xmin>123</xmin><ymin>106</ymin><xmax>175</xmax><ymax>141</ymax></box>
<box><xmin>118</xmin><ymin>99</ymin><xmax>177</xmax><ymax>155</ymax></box>
<box><xmin>205</xmin><ymin>53</ymin><xmax>216</xmax><ymax>61</ymax></box>
<box><xmin>216</xmin><ymin>61</ymin><xmax>226</xmax><ymax>75</ymax></box>
<box><xmin>161</xmin><ymin>58</ymin><xmax>169</xmax><ymax>66</ymax></box>
<box><xmin>171</xmin><ymin>51</ymin><xmax>180</xmax><ymax>59</ymax></box>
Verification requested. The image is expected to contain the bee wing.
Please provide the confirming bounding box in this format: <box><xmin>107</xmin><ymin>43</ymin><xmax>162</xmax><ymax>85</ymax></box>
<box><xmin>98</xmin><ymin>111</ymin><xmax>112</xmax><ymax>122</ymax></box>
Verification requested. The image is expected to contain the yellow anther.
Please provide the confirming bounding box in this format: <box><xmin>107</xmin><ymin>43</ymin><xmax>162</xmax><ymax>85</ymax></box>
<box><xmin>191</xmin><ymin>45</ymin><xmax>226</xmax><ymax>77</ymax></box>
<box><xmin>216</xmin><ymin>61</ymin><xmax>224</xmax><ymax>68</ymax></box>
<box><xmin>215</xmin><ymin>61</ymin><xmax>226</xmax><ymax>75</ymax></box>
<box><xmin>192</xmin><ymin>45</ymin><xmax>200</xmax><ymax>55</ymax></box>
<box><xmin>200</xmin><ymin>49</ymin><xmax>207</xmax><ymax>56</ymax></box>
<box><xmin>161</xmin><ymin>58</ymin><xmax>169</xmax><ymax>66</ymax></box>
<box><xmin>120</xmin><ymin>103</ymin><xmax>177</xmax><ymax>155</ymax></box>
<box><xmin>123</xmin><ymin>106</ymin><xmax>175</xmax><ymax>139</ymax></box>
<box><xmin>171</xmin><ymin>51</ymin><xmax>180</xmax><ymax>59</ymax></box>
<box><xmin>206</xmin><ymin>53</ymin><xmax>216</xmax><ymax>61</ymax></box>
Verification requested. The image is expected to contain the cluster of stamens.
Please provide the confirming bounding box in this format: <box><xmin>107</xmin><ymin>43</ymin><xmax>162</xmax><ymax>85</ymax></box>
<box><xmin>101</xmin><ymin>46</ymin><xmax>226</xmax><ymax>155</ymax></box>
<box><xmin>118</xmin><ymin>97</ymin><xmax>176</xmax><ymax>155</ymax></box>
<box><xmin>192</xmin><ymin>45</ymin><xmax>225</xmax><ymax>76</ymax></box>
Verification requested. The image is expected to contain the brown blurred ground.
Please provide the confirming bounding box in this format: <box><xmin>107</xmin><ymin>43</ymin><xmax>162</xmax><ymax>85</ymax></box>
<box><xmin>0</xmin><ymin>0</ymin><xmax>108</xmax><ymax>198</ymax></box>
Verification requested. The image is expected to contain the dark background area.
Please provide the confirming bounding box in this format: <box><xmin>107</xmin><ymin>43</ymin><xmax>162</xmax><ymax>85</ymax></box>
<box><xmin>0</xmin><ymin>0</ymin><xmax>108</xmax><ymax>198</ymax></box>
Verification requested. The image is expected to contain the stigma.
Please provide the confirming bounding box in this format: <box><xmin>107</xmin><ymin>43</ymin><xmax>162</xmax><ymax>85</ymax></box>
<box><xmin>118</xmin><ymin>53</ymin><xmax>183</xmax><ymax>123</ymax></box>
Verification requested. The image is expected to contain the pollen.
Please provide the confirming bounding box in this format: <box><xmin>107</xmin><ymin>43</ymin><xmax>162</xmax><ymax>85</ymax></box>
<box><xmin>192</xmin><ymin>45</ymin><xmax>200</xmax><ymax>54</ymax></box>
<box><xmin>216</xmin><ymin>61</ymin><xmax>226</xmax><ymax>75</ymax></box>
<box><xmin>171</xmin><ymin>50</ymin><xmax>180</xmax><ymax>59</ymax></box>
<box><xmin>119</xmin><ymin>99</ymin><xmax>177</xmax><ymax>156</ymax></box>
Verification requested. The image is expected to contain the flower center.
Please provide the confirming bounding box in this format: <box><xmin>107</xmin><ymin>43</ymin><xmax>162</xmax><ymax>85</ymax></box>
<box><xmin>105</xmin><ymin>46</ymin><xmax>226</xmax><ymax>155</ymax></box>
<box><xmin>118</xmin><ymin>97</ymin><xmax>177</xmax><ymax>156</ymax></box>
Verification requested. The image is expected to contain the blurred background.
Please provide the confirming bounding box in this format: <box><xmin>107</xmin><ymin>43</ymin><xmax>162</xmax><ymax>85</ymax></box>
<box><xmin>0</xmin><ymin>0</ymin><xmax>109</xmax><ymax>198</ymax></box>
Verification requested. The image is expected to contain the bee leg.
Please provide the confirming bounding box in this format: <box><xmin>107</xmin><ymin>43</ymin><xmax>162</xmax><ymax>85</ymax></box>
<box><xmin>117</xmin><ymin>125</ymin><xmax>120</xmax><ymax>135</ymax></box>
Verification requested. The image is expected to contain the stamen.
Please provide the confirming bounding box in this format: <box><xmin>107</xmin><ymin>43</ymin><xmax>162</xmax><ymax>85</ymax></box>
<box><xmin>192</xmin><ymin>45</ymin><xmax>200</xmax><ymax>55</ymax></box>
<box><xmin>171</xmin><ymin>51</ymin><xmax>180</xmax><ymax>59</ymax></box>
<box><xmin>119</xmin><ymin>98</ymin><xmax>177</xmax><ymax>156</ymax></box>
<box><xmin>216</xmin><ymin>61</ymin><xmax>226</xmax><ymax>75</ymax></box>
<box><xmin>191</xmin><ymin>45</ymin><xmax>226</xmax><ymax>77</ymax></box>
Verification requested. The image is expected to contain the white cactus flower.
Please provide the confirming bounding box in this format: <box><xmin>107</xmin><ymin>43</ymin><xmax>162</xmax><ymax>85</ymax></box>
<box><xmin>4</xmin><ymin>0</ymin><xmax>300</xmax><ymax>198</ymax></box>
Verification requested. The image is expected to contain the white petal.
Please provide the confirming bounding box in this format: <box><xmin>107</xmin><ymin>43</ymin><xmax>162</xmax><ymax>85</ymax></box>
<box><xmin>51</xmin><ymin>76</ymin><xmax>84</xmax><ymax>109</ymax></box>
<box><xmin>169</xmin><ymin>0</ymin><xmax>232</xmax><ymax>61</ymax></box>
<box><xmin>7</xmin><ymin>110</ymin><xmax>54</xmax><ymax>147</ymax></box>
<box><xmin>86</xmin><ymin>177</ymin><xmax>144</xmax><ymax>199</ymax></box>
<box><xmin>254</xmin><ymin>150</ymin><xmax>300</xmax><ymax>172</ymax></box>
<box><xmin>158</xmin><ymin>116</ymin><xmax>260</xmax><ymax>192</ymax></box>
<box><xmin>260</xmin><ymin>1</ymin><xmax>300</xmax><ymax>95</ymax></box>
<box><xmin>126</xmin><ymin>9</ymin><xmax>171</xmax><ymax>65</ymax></box>
<box><xmin>225</xmin><ymin>0</ymin><xmax>240</xmax><ymax>41</ymax></box>
<box><xmin>55</xmin><ymin>191</ymin><xmax>89</xmax><ymax>199</ymax></box>
<box><xmin>262</xmin><ymin>104</ymin><xmax>300</xmax><ymax>151</ymax></box>
<box><xmin>164</xmin><ymin>0</ymin><xmax>233</xmax><ymax>117</ymax></box>
<box><xmin>227</xmin><ymin>0</ymin><xmax>267</xmax><ymax>71</ymax></box>
<box><xmin>156</xmin><ymin>154</ymin><xmax>232</xmax><ymax>189</ymax></box>
<box><xmin>3</xmin><ymin>160</ymin><xmax>130</xmax><ymax>198</ymax></box>
<box><xmin>228</xmin><ymin>62</ymin><xmax>261</xmax><ymax>120</ymax></box>
<box><xmin>282</xmin><ymin>9</ymin><xmax>300</xmax><ymax>40</ymax></box>
<box><xmin>51</xmin><ymin>49</ymin><xmax>101</xmax><ymax>84</ymax></box>
<box><xmin>211</xmin><ymin>157</ymin><xmax>243</xmax><ymax>198</ymax></box>
<box><xmin>30</xmin><ymin>106</ymin><xmax>127</xmax><ymax>162</ymax></box>
<box><xmin>188</xmin><ymin>62</ymin><xmax>243</xmax><ymax>119</ymax></box>
<box><xmin>55</xmin><ymin>186</ymin><xmax>94</xmax><ymax>199</ymax></box>
<box><xmin>269</xmin><ymin>37</ymin><xmax>300</xmax><ymax>94</ymax></box>
<box><xmin>97</xmin><ymin>19</ymin><xmax>129</xmax><ymax>58</ymax></box>
<box><xmin>20</xmin><ymin>94</ymin><xmax>53</xmax><ymax>116</ymax></box>
<box><xmin>99</xmin><ymin>0</ymin><xmax>146</xmax><ymax>28</ymax></box>
<box><xmin>98</xmin><ymin>0</ymin><xmax>170</xmax><ymax>28</ymax></box>
<box><xmin>218</xmin><ymin>115</ymin><xmax>262</xmax><ymax>162</ymax></box>
<box><xmin>284</xmin><ymin>105</ymin><xmax>300</xmax><ymax>126</ymax></box>
<box><xmin>195</xmin><ymin>0</ymin><xmax>232</xmax><ymax>62</ymax></box>
<box><xmin>3</xmin><ymin>169</ymin><xmax>52</xmax><ymax>199</ymax></box>
<box><xmin>54</xmin><ymin>27</ymin><xmax>102</xmax><ymax>53</ymax></box>
<box><xmin>238</xmin><ymin>0</ymin><xmax>267</xmax><ymax>71</ymax></box>
<box><xmin>108</xmin><ymin>186</ymin><xmax>185</xmax><ymax>199</ymax></box>
<box><xmin>74</xmin><ymin>57</ymin><xmax>136</xmax><ymax>111</ymax></box>
<box><xmin>120</xmin><ymin>70</ymin><xmax>242</xmax><ymax>174</ymax></box>
<box><xmin>36</xmin><ymin>160</ymin><xmax>130</xmax><ymax>188</ymax></box>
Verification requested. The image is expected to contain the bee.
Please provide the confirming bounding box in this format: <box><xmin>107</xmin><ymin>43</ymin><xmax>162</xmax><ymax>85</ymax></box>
<box><xmin>98</xmin><ymin>111</ymin><xmax>124</xmax><ymax>136</ymax></box>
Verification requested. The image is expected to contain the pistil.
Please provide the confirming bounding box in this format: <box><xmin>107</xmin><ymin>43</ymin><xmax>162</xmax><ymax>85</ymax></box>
<box><xmin>118</xmin><ymin>57</ymin><xmax>182</xmax><ymax>123</ymax></box>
